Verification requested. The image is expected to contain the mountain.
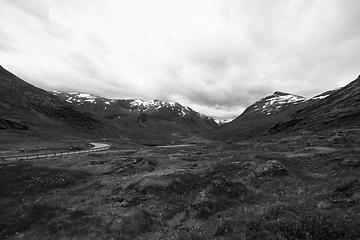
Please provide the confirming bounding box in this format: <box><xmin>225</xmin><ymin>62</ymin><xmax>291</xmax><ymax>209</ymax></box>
<box><xmin>241</xmin><ymin>91</ymin><xmax>307</xmax><ymax>115</ymax></box>
<box><xmin>0</xmin><ymin>65</ymin><xmax>117</xmax><ymax>139</ymax></box>
<box><xmin>269</xmin><ymin>75</ymin><xmax>360</xmax><ymax>134</ymax></box>
<box><xmin>50</xmin><ymin>91</ymin><xmax>218</xmax><ymax>134</ymax></box>
<box><xmin>214</xmin><ymin>119</ymin><xmax>233</xmax><ymax>126</ymax></box>
<box><xmin>208</xmin><ymin>90</ymin><xmax>335</xmax><ymax>141</ymax></box>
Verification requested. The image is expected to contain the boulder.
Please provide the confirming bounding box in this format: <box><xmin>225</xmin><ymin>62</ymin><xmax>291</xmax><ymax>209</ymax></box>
<box><xmin>327</xmin><ymin>134</ymin><xmax>348</xmax><ymax>144</ymax></box>
<box><xmin>253</xmin><ymin>160</ymin><xmax>288</xmax><ymax>177</ymax></box>
<box><xmin>341</xmin><ymin>158</ymin><xmax>360</xmax><ymax>167</ymax></box>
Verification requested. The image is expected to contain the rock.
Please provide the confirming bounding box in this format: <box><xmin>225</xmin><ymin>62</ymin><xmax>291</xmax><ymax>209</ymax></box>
<box><xmin>192</xmin><ymin>188</ymin><xmax>211</xmax><ymax>206</ymax></box>
<box><xmin>341</xmin><ymin>158</ymin><xmax>360</xmax><ymax>167</ymax></box>
<box><xmin>253</xmin><ymin>160</ymin><xmax>288</xmax><ymax>177</ymax></box>
<box><xmin>327</xmin><ymin>134</ymin><xmax>348</xmax><ymax>144</ymax></box>
<box><xmin>166</xmin><ymin>211</ymin><xmax>188</xmax><ymax>227</ymax></box>
<box><xmin>299</xmin><ymin>130</ymin><xmax>311</xmax><ymax>135</ymax></box>
<box><xmin>316</xmin><ymin>201</ymin><xmax>331</xmax><ymax>209</ymax></box>
<box><xmin>133</xmin><ymin>157</ymin><xmax>144</xmax><ymax>164</ymax></box>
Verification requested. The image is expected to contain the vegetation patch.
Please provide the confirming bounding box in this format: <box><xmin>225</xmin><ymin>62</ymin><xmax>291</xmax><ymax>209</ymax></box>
<box><xmin>2</xmin><ymin>135</ymin><xmax>360</xmax><ymax>239</ymax></box>
<box><xmin>242</xmin><ymin>203</ymin><xmax>360</xmax><ymax>239</ymax></box>
<box><xmin>0</xmin><ymin>162</ymin><xmax>90</xmax><ymax>197</ymax></box>
<box><xmin>0</xmin><ymin>204</ymin><xmax>104</xmax><ymax>239</ymax></box>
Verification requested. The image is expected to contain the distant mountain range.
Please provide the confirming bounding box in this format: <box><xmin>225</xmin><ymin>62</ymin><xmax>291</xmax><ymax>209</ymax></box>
<box><xmin>50</xmin><ymin>91</ymin><xmax>218</xmax><ymax>134</ymax></box>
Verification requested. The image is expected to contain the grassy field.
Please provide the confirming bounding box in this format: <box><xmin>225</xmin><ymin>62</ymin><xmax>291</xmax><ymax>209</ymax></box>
<box><xmin>0</xmin><ymin>132</ymin><xmax>92</xmax><ymax>157</ymax></box>
<box><xmin>1</xmin><ymin>133</ymin><xmax>360</xmax><ymax>239</ymax></box>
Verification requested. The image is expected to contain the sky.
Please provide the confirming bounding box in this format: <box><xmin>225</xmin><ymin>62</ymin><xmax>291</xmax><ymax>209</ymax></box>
<box><xmin>1</xmin><ymin>0</ymin><xmax>360</xmax><ymax>119</ymax></box>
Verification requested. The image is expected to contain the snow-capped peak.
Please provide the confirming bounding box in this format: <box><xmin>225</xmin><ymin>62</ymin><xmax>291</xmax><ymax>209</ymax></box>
<box><xmin>62</xmin><ymin>92</ymin><xmax>100</xmax><ymax>104</ymax></box>
<box><xmin>129</xmin><ymin>99</ymin><xmax>170</xmax><ymax>110</ymax></box>
<box><xmin>264</xmin><ymin>92</ymin><xmax>306</xmax><ymax>107</ymax></box>
<box><xmin>50</xmin><ymin>90</ymin><xmax>214</xmax><ymax>121</ymax></box>
<box><xmin>245</xmin><ymin>92</ymin><xmax>306</xmax><ymax>115</ymax></box>
<box><xmin>129</xmin><ymin>99</ymin><xmax>192</xmax><ymax>116</ymax></box>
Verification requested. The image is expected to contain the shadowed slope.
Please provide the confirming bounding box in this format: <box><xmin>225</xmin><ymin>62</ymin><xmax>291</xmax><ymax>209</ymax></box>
<box><xmin>269</xmin><ymin>75</ymin><xmax>360</xmax><ymax>133</ymax></box>
<box><xmin>0</xmin><ymin>65</ymin><xmax>113</xmax><ymax>138</ymax></box>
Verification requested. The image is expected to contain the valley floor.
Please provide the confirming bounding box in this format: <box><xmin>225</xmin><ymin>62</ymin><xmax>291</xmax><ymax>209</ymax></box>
<box><xmin>1</xmin><ymin>132</ymin><xmax>360</xmax><ymax>239</ymax></box>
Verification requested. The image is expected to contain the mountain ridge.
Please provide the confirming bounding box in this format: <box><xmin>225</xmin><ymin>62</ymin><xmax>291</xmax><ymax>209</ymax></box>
<box><xmin>269</xmin><ymin>75</ymin><xmax>360</xmax><ymax>134</ymax></box>
<box><xmin>207</xmin><ymin>88</ymin><xmax>337</xmax><ymax>141</ymax></box>
<box><xmin>50</xmin><ymin>91</ymin><xmax>218</xmax><ymax>134</ymax></box>
<box><xmin>0</xmin><ymin>65</ymin><xmax>218</xmax><ymax>141</ymax></box>
<box><xmin>0</xmin><ymin>65</ymin><xmax>111</xmax><ymax>138</ymax></box>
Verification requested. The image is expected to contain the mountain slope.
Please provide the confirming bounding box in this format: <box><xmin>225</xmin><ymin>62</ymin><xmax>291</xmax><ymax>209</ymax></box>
<box><xmin>208</xmin><ymin>90</ymin><xmax>334</xmax><ymax>141</ymax></box>
<box><xmin>269</xmin><ymin>75</ymin><xmax>360</xmax><ymax>133</ymax></box>
<box><xmin>51</xmin><ymin>92</ymin><xmax>218</xmax><ymax>133</ymax></box>
<box><xmin>0</xmin><ymin>65</ymin><xmax>119</xmax><ymax>138</ymax></box>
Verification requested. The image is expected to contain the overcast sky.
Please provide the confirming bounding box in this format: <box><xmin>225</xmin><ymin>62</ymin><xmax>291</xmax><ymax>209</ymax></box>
<box><xmin>1</xmin><ymin>0</ymin><xmax>359</xmax><ymax>119</ymax></box>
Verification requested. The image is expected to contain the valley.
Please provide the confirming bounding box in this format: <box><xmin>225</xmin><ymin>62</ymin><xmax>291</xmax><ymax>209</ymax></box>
<box><xmin>2</xmin><ymin>132</ymin><xmax>360</xmax><ymax>239</ymax></box>
<box><xmin>1</xmin><ymin>66</ymin><xmax>360</xmax><ymax>239</ymax></box>
<box><xmin>2</xmin><ymin>0</ymin><xmax>360</xmax><ymax>239</ymax></box>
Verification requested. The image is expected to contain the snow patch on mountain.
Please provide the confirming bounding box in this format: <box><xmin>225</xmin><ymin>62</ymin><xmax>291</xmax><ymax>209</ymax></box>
<box><xmin>215</xmin><ymin>119</ymin><xmax>233</xmax><ymax>125</ymax></box>
<box><xmin>61</xmin><ymin>92</ymin><xmax>100</xmax><ymax>104</ymax></box>
<box><xmin>263</xmin><ymin>94</ymin><xmax>306</xmax><ymax>108</ymax></box>
<box><xmin>77</xmin><ymin>93</ymin><xmax>94</xmax><ymax>98</ymax></box>
<box><xmin>51</xmin><ymin>91</ymin><xmax>215</xmax><ymax>122</ymax></box>
<box><xmin>129</xmin><ymin>99</ymin><xmax>193</xmax><ymax>117</ymax></box>
<box><xmin>197</xmin><ymin>112</ymin><xmax>208</xmax><ymax>119</ymax></box>
<box><xmin>130</xmin><ymin>99</ymin><xmax>177</xmax><ymax>111</ymax></box>
<box><xmin>245</xmin><ymin>92</ymin><xmax>307</xmax><ymax>115</ymax></box>
<box><xmin>310</xmin><ymin>94</ymin><xmax>330</xmax><ymax>100</ymax></box>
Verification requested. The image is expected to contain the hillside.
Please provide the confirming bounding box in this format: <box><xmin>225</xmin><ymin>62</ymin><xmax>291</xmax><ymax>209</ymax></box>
<box><xmin>0</xmin><ymin>65</ymin><xmax>112</xmax><ymax>139</ymax></box>
<box><xmin>0</xmin><ymin>65</ymin><xmax>219</xmax><ymax>143</ymax></box>
<box><xmin>208</xmin><ymin>90</ymin><xmax>336</xmax><ymax>141</ymax></box>
<box><xmin>269</xmin><ymin>75</ymin><xmax>360</xmax><ymax>134</ymax></box>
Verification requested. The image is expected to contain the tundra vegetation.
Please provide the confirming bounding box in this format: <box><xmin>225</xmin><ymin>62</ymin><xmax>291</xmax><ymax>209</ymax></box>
<box><xmin>1</xmin><ymin>132</ymin><xmax>360</xmax><ymax>239</ymax></box>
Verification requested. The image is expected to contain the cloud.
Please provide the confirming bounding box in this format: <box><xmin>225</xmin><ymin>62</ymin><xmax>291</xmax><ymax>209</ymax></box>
<box><xmin>0</xmin><ymin>0</ymin><xmax>360</xmax><ymax>120</ymax></box>
<box><xmin>0</xmin><ymin>28</ymin><xmax>16</xmax><ymax>52</ymax></box>
<box><xmin>152</xmin><ymin>0</ymin><xmax>360</xmax><ymax>109</ymax></box>
<box><xmin>5</xmin><ymin>0</ymin><xmax>51</xmax><ymax>22</ymax></box>
<box><xmin>4</xmin><ymin>0</ymin><xmax>73</xmax><ymax>41</ymax></box>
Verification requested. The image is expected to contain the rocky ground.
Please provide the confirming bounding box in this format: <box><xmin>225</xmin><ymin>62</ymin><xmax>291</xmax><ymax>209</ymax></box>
<box><xmin>1</xmin><ymin>131</ymin><xmax>360</xmax><ymax>239</ymax></box>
